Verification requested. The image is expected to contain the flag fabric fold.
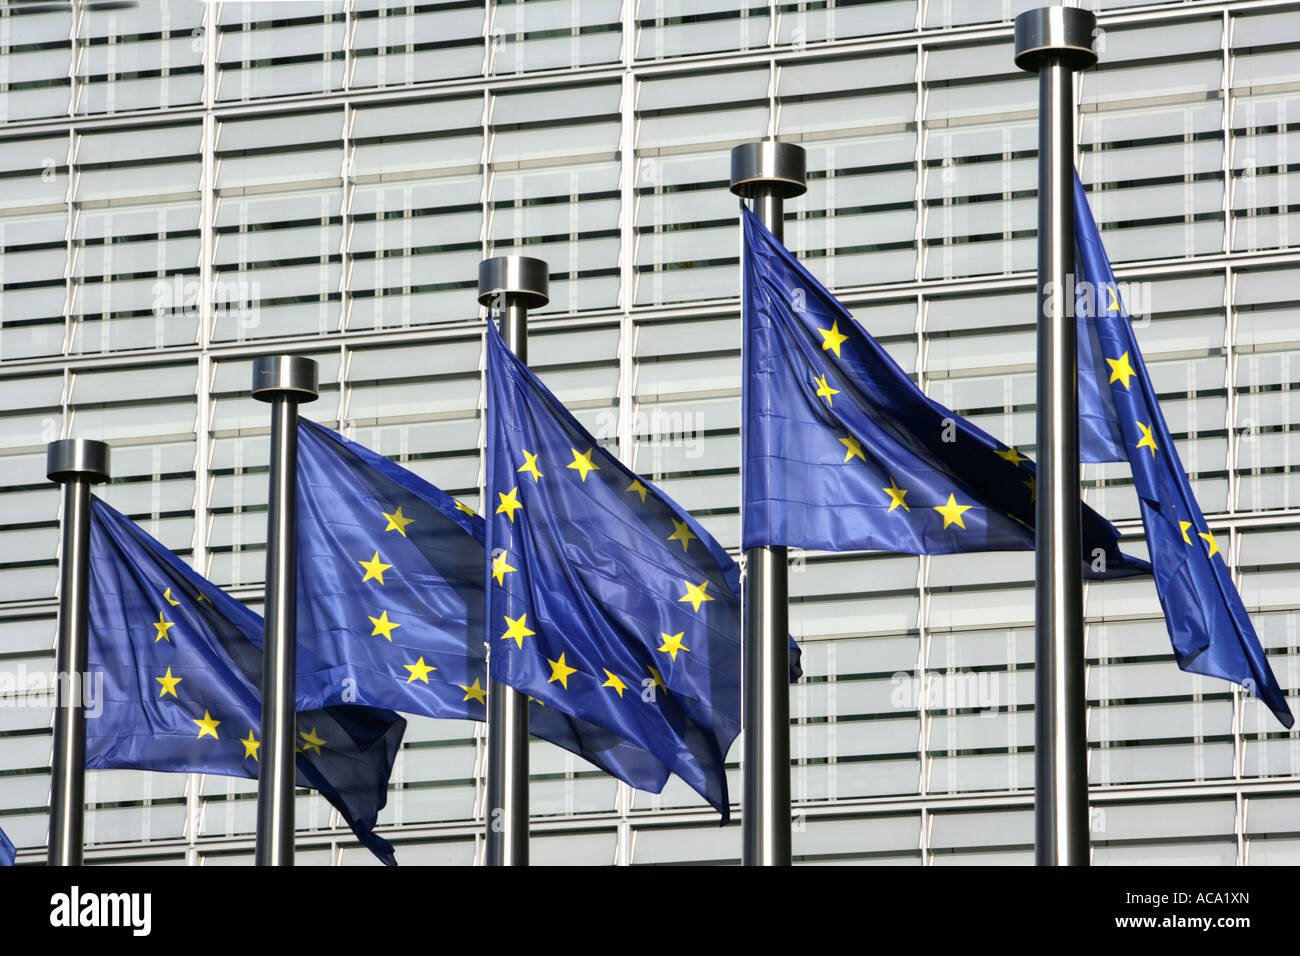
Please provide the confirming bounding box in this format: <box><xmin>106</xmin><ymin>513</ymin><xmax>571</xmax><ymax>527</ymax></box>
<box><xmin>293</xmin><ymin>419</ymin><xmax>488</xmax><ymax>722</ymax></box>
<box><xmin>485</xmin><ymin>319</ymin><xmax>799</xmax><ymax>820</ymax></box>
<box><xmin>1073</xmin><ymin>175</ymin><xmax>1293</xmax><ymax>728</ymax></box>
<box><xmin>86</xmin><ymin>498</ymin><xmax>407</xmax><ymax>864</ymax></box>
<box><xmin>0</xmin><ymin>825</ymin><xmax>13</xmax><ymax>866</ymax></box>
<box><xmin>741</xmin><ymin>206</ymin><xmax>1148</xmax><ymax>581</ymax></box>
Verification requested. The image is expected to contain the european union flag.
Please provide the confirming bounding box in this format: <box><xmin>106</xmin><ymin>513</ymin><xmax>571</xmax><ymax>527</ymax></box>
<box><xmin>0</xmin><ymin>825</ymin><xmax>13</xmax><ymax>866</ymax></box>
<box><xmin>1074</xmin><ymin>176</ymin><xmax>1293</xmax><ymax>728</ymax></box>
<box><xmin>741</xmin><ymin>206</ymin><xmax>1147</xmax><ymax>580</ymax></box>
<box><xmin>87</xmin><ymin>498</ymin><xmax>408</xmax><ymax>864</ymax></box>
<box><xmin>294</xmin><ymin>420</ymin><xmax>488</xmax><ymax>721</ymax></box>
<box><xmin>486</xmin><ymin>320</ymin><xmax>797</xmax><ymax>820</ymax></box>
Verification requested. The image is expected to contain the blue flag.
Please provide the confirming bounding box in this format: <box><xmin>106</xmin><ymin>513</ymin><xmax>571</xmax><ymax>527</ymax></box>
<box><xmin>86</xmin><ymin>498</ymin><xmax>408</xmax><ymax>864</ymax></box>
<box><xmin>741</xmin><ymin>206</ymin><xmax>1148</xmax><ymax>581</ymax></box>
<box><xmin>291</xmin><ymin>418</ymin><xmax>756</xmax><ymax>811</ymax></box>
<box><xmin>1074</xmin><ymin>176</ymin><xmax>1293</xmax><ymax>728</ymax></box>
<box><xmin>294</xmin><ymin>420</ymin><xmax>488</xmax><ymax>721</ymax></box>
<box><xmin>0</xmin><ymin>825</ymin><xmax>13</xmax><ymax>866</ymax></box>
<box><xmin>485</xmin><ymin>319</ymin><xmax>799</xmax><ymax>820</ymax></box>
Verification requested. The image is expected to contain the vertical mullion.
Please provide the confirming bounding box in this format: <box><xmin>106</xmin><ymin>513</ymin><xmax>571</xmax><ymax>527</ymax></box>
<box><xmin>1221</xmin><ymin>7</ymin><xmax>1234</xmax><ymax>258</ymax></box>
<box><xmin>186</xmin><ymin>2</ymin><xmax>221</xmax><ymax>861</ymax></box>
<box><xmin>62</xmin><ymin>128</ymin><xmax>76</xmax><ymax>358</ymax></box>
<box><xmin>614</xmin><ymin>0</ymin><xmax>639</xmax><ymax>851</ymax></box>
<box><xmin>473</xmin><ymin>79</ymin><xmax>493</xmax><ymax>863</ymax></box>
<box><xmin>340</xmin><ymin>102</ymin><xmax>354</xmax><ymax>336</ymax></box>
<box><xmin>915</xmin><ymin>288</ymin><xmax>931</xmax><ymax>816</ymax></box>
<box><xmin>1224</xmin><ymin>5</ymin><xmax>1244</xmax><ymax>788</ymax></box>
<box><xmin>343</xmin><ymin>0</ymin><xmax>356</xmax><ymax>92</ymax></box>
<box><xmin>1236</xmin><ymin>790</ymin><xmax>1246</xmax><ymax>866</ymax></box>
<box><xmin>67</xmin><ymin>0</ymin><xmax>79</xmax><ymax>119</ymax></box>
<box><xmin>913</xmin><ymin>42</ymin><xmax>925</xmax><ymax>286</ymax></box>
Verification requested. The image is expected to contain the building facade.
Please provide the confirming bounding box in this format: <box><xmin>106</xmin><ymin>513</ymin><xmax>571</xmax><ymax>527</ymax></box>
<box><xmin>1</xmin><ymin>0</ymin><xmax>1299</xmax><ymax>865</ymax></box>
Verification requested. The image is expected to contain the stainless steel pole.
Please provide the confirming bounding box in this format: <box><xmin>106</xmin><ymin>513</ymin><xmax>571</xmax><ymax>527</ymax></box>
<box><xmin>479</xmin><ymin>254</ymin><xmax>549</xmax><ymax>867</ymax></box>
<box><xmin>46</xmin><ymin>438</ymin><xmax>110</xmax><ymax>867</ymax></box>
<box><xmin>730</xmin><ymin>140</ymin><xmax>806</xmax><ymax>866</ymax></box>
<box><xmin>1015</xmin><ymin>6</ymin><xmax>1098</xmax><ymax>867</ymax></box>
<box><xmin>251</xmin><ymin>355</ymin><xmax>319</xmax><ymax>867</ymax></box>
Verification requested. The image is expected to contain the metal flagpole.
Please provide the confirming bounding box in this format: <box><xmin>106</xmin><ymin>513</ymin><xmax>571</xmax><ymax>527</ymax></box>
<box><xmin>46</xmin><ymin>438</ymin><xmax>110</xmax><ymax>867</ymax></box>
<box><xmin>251</xmin><ymin>355</ymin><xmax>319</xmax><ymax>867</ymax></box>
<box><xmin>479</xmin><ymin>254</ymin><xmax>549</xmax><ymax>867</ymax></box>
<box><xmin>1014</xmin><ymin>5</ymin><xmax>1098</xmax><ymax>867</ymax></box>
<box><xmin>730</xmin><ymin>140</ymin><xmax>806</xmax><ymax>866</ymax></box>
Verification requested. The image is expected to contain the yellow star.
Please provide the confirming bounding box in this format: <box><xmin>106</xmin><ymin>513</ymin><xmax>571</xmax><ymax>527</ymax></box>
<box><xmin>358</xmin><ymin>551</ymin><xmax>392</xmax><ymax>584</ymax></box>
<box><xmin>517</xmin><ymin>450</ymin><xmax>544</xmax><ymax>483</ymax></box>
<box><xmin>1198</xmin><ymin>530</ymin><xmax>1220</xmax><ymax>558</ymax></box>
<box><xmin>818</xmin><ymin>320</ymin><xmax>849</xmax><ymax>358</ymax></box>
<box><xmin>566</xmin><ymin>447</ymin><xmax>601</xmax><ymax>482</ymax></box>
<box><xmin>496</xmin><ymin>486</ymin><xmax>523</xmax><ymax>522</ymax></box>
<box><xmin>883</xmin><ymin>479</ymin><xmax>910</xmax><ymax>513</ymax></box>
<box><xmin>368</xmin><ymin>610</ymin><xmax>401</xmax><ymax>641</ymax></box>
<box><xmin>646</xmin><ymin>665</ymin><xmax>667</xmax><ymax>694</ymax></box>
<box><xmin>528</xmin><ymin>696</ymin><xmax>546</xmax><ymax>707</ymax></box>
<box><xmin>501</xmin><ymin>613</ymin><xmax>536</xmax><ymax>649</ymax></box>
<box><xmin>240</xmin><ymin>730</ymin><xmax>260</xmax><ymax>761</ymax></box>
<box><xmin>1107</xmin><ymin>284</ymin><xmax>1121</xmax><ymax>312</ymax></box>
<box><xmin>1023</xmin><ymin>476</ymin><xmax>1036</xmax><ymax>502</ymax></box>
<box><xmin>548</xmin><ymin>652</ymin><xmax>578</xmax><ymax>689</ymax></box>
<box><xmin>1107</xmin><ymin>352</ymin><xmax>1137</xmax><ymax>390</ymax></box>
<box><xmin>839</xmin><ymin>435</ymin><xmax>866</xmax><ymax>463</ymax></box>
<box><xmin>667</xmin><ymin>519</ymin><xmax>698</xmax><ymax>552</ymax></box>
<box><xmin>678</xmin><ymin>580</ymin><xmax>714</xmax><ymax>613</ymax></box>
<box><xmin>460</xmin><ymin>678</ymin><xmax>487</xmax><ymax>704</ymax></box>
<box><xmin>601</xmin><ymin>669</ymin><xmax>628</xmax><ymax>698</ymax></box>
<box><xmin>455</xmin><ymin>500</ymin><xmax>478</xmax><ymax>517</ymax></box>
<box><xmin>193</xmin><ymin>710</ymin><xmax>220</xmax><ymax>740</ymax></box>
<box><xmin>626</xmin><ymin>479</ymin><xmax>649</xmax><ymax>503</ymax></box>
<box><xmin>299</xmin><ymin>727</ymin><xmax>326</xmax><ymax>756</ymax></box>
<box><xmin>153</xmin><ymin>611</ymin><xmax>175</xmax><ymax>643</ymax></box>
<box><xmin>492</xmin><ymin>550</ymin><xmax>517</xmax><ymax>586</ymax></box>
<box><xmin>934</xmin><ymin>493</ymin><xmax>973</xmax><ymax>530</ymax></box>
<box><xmin>404</xmin><ymin>657</ymin><xmax>436</xmax><ymax>684</ymax></box>
<box><xmin>1179</xmin><ymin>520</ymin><xmax>1194</xmax><ymax>545</ymax></box>
<box><xmin>382</xmin><ymin>505</ymin><xmax>415</xmax><ymax>536</ymax></box>
<box><xmin>813</xmin><ymin>373</ymin><xmax>840</xmax><ymax>406</ymax></box>
<box><xmin>163</xmin><ymin>587</ymin><xmax>180</xmax><ymax>606</ymax></box>
<box><xmin>658</xmin><ymin>631</ymin><xmax>690</xmax><ymax>661</ymax></box>
<box><xmin>995</xmin><ymin>447</ymin><xmax>1028</xmax><ymax>466</ymax></box>
<box><xmin>156</xmin><ymin>667</ymin><xmax>182</xmax><ymax>699</ymax></box>
<box><xmin>1135</xmin><ymin>421</ymin><xmax>1158</xmax><ymax>457</ymax></box>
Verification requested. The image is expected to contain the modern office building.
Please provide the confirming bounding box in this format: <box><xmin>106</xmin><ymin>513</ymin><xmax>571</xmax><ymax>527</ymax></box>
<box><xmin>1</xmin><ymin>0</ymin><xmax>1298</xmax><ymax>865</ymax></box>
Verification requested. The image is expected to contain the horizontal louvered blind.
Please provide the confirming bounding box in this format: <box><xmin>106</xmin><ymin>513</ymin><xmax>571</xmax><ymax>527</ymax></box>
<box><xmin>1081</xmin><ymin>17</ymin><xmax>1227</xmax><ymax>263</ymax></box>
<box><xmin>352</xmin><ymin>1</ymin><xmax>485</xmax><ymax>90</ymax></box>
<box><xmin>74</xmin><ymin>3</ymin><xmax>203</xmax><ymax>116</ymax></box>
<box><xmin>635</xmin><ymin>66</ymin><xmax>769</xmax><ymax>305</ymax></box>
<box><xmin>489</xmin><ymin>82</ymin><xmax>622</xmax><ymax>313</ymax></box>
<box><xmin>636</xmin><ymin>0</ymin><xmax>771</xmax><ymax>60</ymax></box>
<box><xmin>348</xmin><ymin>95</ymin><xmax>484</xmax><ymax>330</ymax></box>
<box><xmin>216</xmin><ymin>3</ymin><xmax>346</xmax><ymax>102</ymax></box>
<box><xmin>778</xmin><ymin>51</ymin><xmax>920</xmax><ymax>287</ymax></box>
<box><xmin>923</xmin><ymin>41</ymin><xmax>1037</xmax><ymax>280</ymax></box>
<box><xmin>0</xmin><ymin>7</ymin><xmax>72</xmax><ymax>123</ymax></box>
<box><xmin>490</xmin><ymin>0</ymin><xmax>622</xmax><ymax>75</ymax></box>
<box><xmin>213</xmin><ymin>109</ymin><xmax>345</xmax><ymax>342</ymax></box>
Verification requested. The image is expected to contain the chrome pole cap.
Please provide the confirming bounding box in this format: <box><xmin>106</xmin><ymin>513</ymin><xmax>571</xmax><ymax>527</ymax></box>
<box><xmin>729</xmin><ymin>141</ymin><xmax>808</xmax><ymax>199</ymax></box>
<box><xmin>1014</xmin><ymin>6</ymin><xmax>1098</xmax><ymax>73</ymax></box>
<box><xmin>251</xmin><ymin>355</ymin><xmax>319</xmax><ymax>404</ymax></box>
<box><xmin>46</xmin><ymin>438</ymin><xmax>110</xmax><ymax>484</ymax></box>
<box><xmin>478</xmin><ymin>256</ymin><xmax>550</xmax><ymax>310</ymax></box>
